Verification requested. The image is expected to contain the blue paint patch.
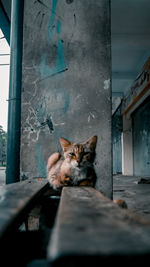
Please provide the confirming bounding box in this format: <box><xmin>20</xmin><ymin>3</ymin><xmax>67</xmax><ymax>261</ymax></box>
<box><xmin>48</xmin><ymin>0</ymin><xmax>58</xmax><ymax>41</ymax></box>
<box><xmin>39</xmin><ymin>54</ymin><xmax>58</xmax><ymax>79</ymax></box>
<box><xmin>38</xmin><ymin>37</ymin><xmax>67</xmax><ymax>80</ymax></box>
<box><xmin>39</xmin><ymin>1</ymin><xmax>67</xmax><ymax>80</ymax></box>
<box><xmin>38</xmin><ymin>53</ymin><xmax>67</xmax><ymax>80</ymax></box>
<box><xmin>57</xmin><ymin>39</ymin><xmax>67</xmax><ymax>73</ymax></box>
<box><xmin>37</xmin><ymin>143</ymin><xmax>46</xmax><ymax>177</ymax></box>
<box><xmin>57</xmin><ymin>20</ymin><xmax>61</xmax><ymax>34</ymax></box>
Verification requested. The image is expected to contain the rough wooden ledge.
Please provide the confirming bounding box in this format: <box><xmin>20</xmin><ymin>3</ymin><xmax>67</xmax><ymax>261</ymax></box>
<box><xmin>0</xmin><ymin>178</ymin><xmax>49</xmax><ymax>238</ymax></box>
<box><xmin>48</xmin><ymin>186</ymin><xmax>150</xmax><ymax>266</ymax></box>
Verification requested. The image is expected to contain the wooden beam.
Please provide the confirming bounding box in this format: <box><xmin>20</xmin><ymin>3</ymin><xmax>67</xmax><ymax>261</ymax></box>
<box><xmin>48</xmin><ymin>186</ymin><xmax>150</xmax><ymax>266</ymax></box>
<box><xmin>0</xmin><ymin>179</ymin><xmax>48</xmax><ymax>239</ymax></box>
<box><xmin>122</xmin><ymin>81</ymin><xmax>150</xmax><ymax>116</ymax></box>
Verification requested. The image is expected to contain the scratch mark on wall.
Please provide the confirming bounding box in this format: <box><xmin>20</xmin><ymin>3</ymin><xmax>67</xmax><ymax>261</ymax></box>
<box><xmin>74</xmin><ymin>13</ymin><xmax>76</xmax><ymax>25</ymax></box>
<box><xmin>35</xmin><ymin>11</ymin><xmax>45</xmax><ymax>28</ymax></box>
<box><xmin>34</xmin><ymin>11</ymin><xmax>45</xmax><ymax>28</ymax></box>
<box><xmin>32</xmin><ymin>90</ymin><xmax>69</xmax><ymax>135</ymax></box>
<box><xmin>88</xmin><ymin>112</ymin><xmax>96</xmax><ymax>123</ymax></box>
<box><xmin>37</xmin><ymin>143</ymin><xmax>46</xmax><ymax>177</ymax></box>
<box><xmin>88</xmin><ymin>115</ymin><xmax>90</xmax><ymax>123</ymax></box>
<box><xmin>34</xmin><ymin>0</ymin><xmax>48</xmax><ymax>8</ymax></box>
<box><xmin>40</xmin><ymin>13</ymin><xmax>45</xmax><ymax>28</ymax></box>
<box><xmin>35</xmin><ymin>10</ymin><xmax>41</xmax><ymax>19</ymax></box>
<box><xmin>39</xmin><ymin>67</ymin><xmax>68</xmax><ymax>81</ymax></box>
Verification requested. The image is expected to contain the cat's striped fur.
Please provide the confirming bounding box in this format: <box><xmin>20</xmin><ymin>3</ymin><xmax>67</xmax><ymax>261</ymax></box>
<box><xmin>47</xmin><ymin>136</ymin><xmax>97</xmax><ymax>190</ymax></box>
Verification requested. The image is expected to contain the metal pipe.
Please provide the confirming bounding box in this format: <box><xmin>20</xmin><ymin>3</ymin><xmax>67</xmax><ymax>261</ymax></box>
<box><xmin>6</xmin><ymin>0</ymin><xmax>24</xmax><ymax>184</ymax></box>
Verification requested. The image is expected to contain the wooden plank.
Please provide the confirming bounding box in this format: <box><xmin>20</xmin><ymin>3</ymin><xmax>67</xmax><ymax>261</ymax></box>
<box><xmin>48</xmin><ymin>187</ymin><xmax>150</xmax><ymax>265</ymax></box>
<box><xmin>0</xmin><ymin>178</ymin><xmax>48</xmax><ymax>238</ymax></box>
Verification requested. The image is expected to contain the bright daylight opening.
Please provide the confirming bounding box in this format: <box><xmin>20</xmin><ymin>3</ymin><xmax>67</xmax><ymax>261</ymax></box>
<box><xmin>0</xmin><ymin>28</ymin><xmax>10</xmax><ymax>180</ymax></box>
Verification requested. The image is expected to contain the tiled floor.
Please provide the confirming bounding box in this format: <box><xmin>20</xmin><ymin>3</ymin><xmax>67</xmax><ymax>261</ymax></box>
<box><xmin>0</xmin><ymin>167</ymin><xmax>5</xmax><ymax>185</ymax></box>
<box><xmin>113</xmin><ymin>175</ymin><xmax>150</xmax><ymax>220</ymax></box>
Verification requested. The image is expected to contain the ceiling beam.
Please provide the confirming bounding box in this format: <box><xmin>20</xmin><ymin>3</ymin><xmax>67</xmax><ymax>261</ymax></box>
<box><xmin>0</xmin><ymin>3</ymin><xmax>10</xmax><ymax>44</ymax></box>
<box><xmin>1</xmin><ymin>0</ymin><xmax>11</xmax><ymax>21</ymax></box>
<box><xmin>112</xmin><ymin>71</ymin><xmax>137</xmax><ymax>80</ymax></box>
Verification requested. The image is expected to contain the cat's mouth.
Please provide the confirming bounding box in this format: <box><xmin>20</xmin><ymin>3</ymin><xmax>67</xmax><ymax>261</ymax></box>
<box><xmin>72</xmin><ymin>161</ymin><xmax>84</xmax><ymax>169</ymax></box>
<box><xmin>74</xmin><ymin>164</ymin><xmax>84</xmax><ymax>169</ymax></box>
<box><xmin>75</xmin><ymin>165</ymin><xmax>80</xmax><ymax>169</ymax></box>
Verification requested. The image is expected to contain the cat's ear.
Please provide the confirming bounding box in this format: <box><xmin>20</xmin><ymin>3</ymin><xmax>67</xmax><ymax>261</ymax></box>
<box><xmin>85</xmin><ymin>136</ymin><xmax>97</xmax><ymax>150</ymax></box>
<box><xmin>60</xmin><ymin>137</ymin><xmax>71</xmax><ymax>151</ymax></box>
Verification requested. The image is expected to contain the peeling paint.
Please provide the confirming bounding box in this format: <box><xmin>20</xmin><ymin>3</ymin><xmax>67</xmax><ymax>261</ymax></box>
<box><xmin>34</xmin><ymin>0</ymin><xmax>48</xmax><ymax>8</ymax></box>
<box><xmin>104</xmin><ymin>79</ymin><xmax>110</xmax><ymax>90</ymax></box>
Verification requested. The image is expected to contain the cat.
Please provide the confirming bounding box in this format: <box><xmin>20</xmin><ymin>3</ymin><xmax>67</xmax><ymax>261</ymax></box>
<box><xmin>47</xmin><ymin>136</ymin><xmax>97</xmax><ymax>190</ymax></box>
<box><xmin>113</xmin><ymin>199</ymin><xmax>128</xmax><ymax>209</ymax></box>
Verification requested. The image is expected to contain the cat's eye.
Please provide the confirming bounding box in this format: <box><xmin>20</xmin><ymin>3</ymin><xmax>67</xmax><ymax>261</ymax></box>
<box><xmin>84</xmin><ymin>152</ymin><xmax>89</xmax><ymax>155</ymax></box>
<box><xmin>69</xmin><ymin>152</ymin><xmax>75</xmax><ymax>156</ymax></box>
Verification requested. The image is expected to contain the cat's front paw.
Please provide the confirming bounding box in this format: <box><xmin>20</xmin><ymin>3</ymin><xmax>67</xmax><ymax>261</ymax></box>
<box><xmin>113</xmin><ymin>199</ymin><xmax>128</xmax><ymax>209</ymax></box>
<box><xmin>79</xmin><ymin>179</ymin><xmax>94</xmax><ymax>187</ymax></box>
<box><xmin>63</xmin><ymin>176</ymin><xmax>72</xmax><ymax>186</ymax></box>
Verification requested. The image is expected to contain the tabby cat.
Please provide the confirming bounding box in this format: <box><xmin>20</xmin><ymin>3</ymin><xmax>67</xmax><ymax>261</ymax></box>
<box><xmin>47</xmin><ymin>136</ymin><xmax>97</xmax><ymax>190</ymax></box>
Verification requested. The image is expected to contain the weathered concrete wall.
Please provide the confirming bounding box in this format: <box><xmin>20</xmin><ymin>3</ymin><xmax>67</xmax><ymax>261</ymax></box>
<box><xmin>112</xmin><ymin>105</ymin><xmax>122</xmax><ymax>174</ymax></box>
<box><xmin>21</xmin><ymin>0</ymin><xmax>112</xmax><ymax>197</ymax></box>
<box><xmin>132</xmin><ymin>97</ymin><xmax>150</xmax><ymax>176</ymax></box>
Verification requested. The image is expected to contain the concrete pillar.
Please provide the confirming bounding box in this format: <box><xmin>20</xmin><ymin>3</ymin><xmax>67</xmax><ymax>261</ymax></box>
<box><xmin>21</xmin><ymin>0</ymin><xmax>112</xmax><ymax>198</ymax></box>
<box><xmin>122</xmin><ymin>115</ymin><xmax>133</xmax><ymax>175</ymax></box>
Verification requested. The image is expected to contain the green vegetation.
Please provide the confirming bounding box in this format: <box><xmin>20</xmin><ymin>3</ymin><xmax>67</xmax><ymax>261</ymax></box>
<box><xmin>0</xmin><ymin>126</ymin><xmax>7</xmax><ymax>166</ymax></box>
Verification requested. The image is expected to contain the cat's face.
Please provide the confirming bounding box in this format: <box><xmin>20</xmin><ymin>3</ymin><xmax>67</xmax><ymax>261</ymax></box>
<box><xmin>60</xmin><ymin>136</ymin><xmax>97</xmax><ymax>168</ymax></box>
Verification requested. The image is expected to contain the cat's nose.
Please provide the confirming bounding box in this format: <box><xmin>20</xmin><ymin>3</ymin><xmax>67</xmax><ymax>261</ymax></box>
<box><xmin>77</xmin><ymin>160</ymin><xmax>81</xmax><ymax>166</ymax></box>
